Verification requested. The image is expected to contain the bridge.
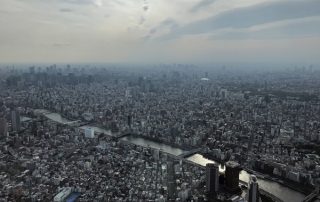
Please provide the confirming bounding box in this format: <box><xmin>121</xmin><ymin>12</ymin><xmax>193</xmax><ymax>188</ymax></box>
<box><xmin>66</xmin><ymin>120</ymin><xmax>82</xmax><ymax>126</ymax></box>
<box><xmin>178</xmin><ymin>148</ymin><xmax>203</xmax><ymax>158</ymax></box>
<box><xmin>115</xmin><ymin>133</ymin><xmax>131</xmax><ymax>139</ymax></box>
<box><xmin>112</xmin><ymin>128</ymin><xmax>135</xmax><ymax>139</ymax></box>
<box><xmin>303</xmin><ymin>187</ymin><xmax>320</xmax><ymax>202</ymax></box>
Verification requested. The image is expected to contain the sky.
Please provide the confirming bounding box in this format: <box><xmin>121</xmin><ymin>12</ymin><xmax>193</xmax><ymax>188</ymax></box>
<box><xmin>0</xmin><ymin>0</ymin><xmax>320</xmax><ymax>64</ymax></box>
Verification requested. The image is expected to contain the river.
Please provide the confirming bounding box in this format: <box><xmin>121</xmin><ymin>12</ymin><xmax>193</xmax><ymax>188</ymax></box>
<box><xmin>121</xmin><ymin>135</ymin><xmax>185</xmax><ymax>156</ymax></box>
<box><xmin>187</xmin><ymin>154</ymin><xmax>305</xmax><ymax>202</ymax></box>
<box><xmin>37</xmin><ymin>110</ymin><xmax>306</xmax><ymax>202</ymax></box>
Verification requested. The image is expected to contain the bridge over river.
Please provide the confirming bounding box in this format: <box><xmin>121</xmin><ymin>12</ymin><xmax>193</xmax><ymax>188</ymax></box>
<box><xmin>35</xmin><ymin>109</ymin><xmax>307</xmax><ymax>202</ymax></box>
<box><xmin>178</xmin><ymin>148</ymin><xmax>203</xmax><ymax>158</ymax></box>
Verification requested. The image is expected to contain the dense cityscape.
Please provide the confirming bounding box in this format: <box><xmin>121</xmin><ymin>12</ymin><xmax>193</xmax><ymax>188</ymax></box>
<box><xmin>1</xmin><ymin>0</ymin><xmax>320</xmax><ymax>201</ymax></box>
<box><xmin>0</xmin><ymin>65</ymin><xmax>320</xmax><ymax>201</ymax></box>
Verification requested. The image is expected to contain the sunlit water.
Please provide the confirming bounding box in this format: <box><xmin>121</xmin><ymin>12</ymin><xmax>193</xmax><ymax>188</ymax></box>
<box><xmin>187</xmin><ymin>154</ymin><xmax>305</xmax><ymax>202</ymax></box>
<box><xmin>80</xmin><ymin>125</ymin><xmax>114</xmax><ymax>137</ymax></box>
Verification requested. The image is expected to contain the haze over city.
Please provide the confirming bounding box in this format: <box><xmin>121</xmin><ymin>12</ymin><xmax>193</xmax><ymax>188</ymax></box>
<box><xmin>1</xmin><ymin>0</ymin><xmax>320</xmax><ymax>64</ymax></box>
<box><xmin>1</xmin><ymin>1</ymin><xmax>320</xmax><ymax>202</ymax></box>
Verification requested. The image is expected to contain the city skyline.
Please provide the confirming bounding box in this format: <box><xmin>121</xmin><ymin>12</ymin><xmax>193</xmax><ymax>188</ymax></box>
<box><xmin>1</xmin><ymin>0</ymin><xmax>320</xmax><ymax>64</ymax></box>
<box><xmin>1</xmin><ymin>1</ymin><xmax>320</xmax><ymax>201</ymax></box>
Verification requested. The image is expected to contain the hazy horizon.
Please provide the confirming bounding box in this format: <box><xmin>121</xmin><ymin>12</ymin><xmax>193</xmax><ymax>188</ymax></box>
<box><xmin>1</xmin><ymin>0</ymin><xmax>320</xmax><ymax>64</ymax></box>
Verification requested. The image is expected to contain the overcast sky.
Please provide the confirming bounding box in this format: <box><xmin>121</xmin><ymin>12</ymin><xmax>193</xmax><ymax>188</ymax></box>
<box><xmin>0</xmin><ymin>0</ymin><xmax>320</xmax><ymax>64</ymax></box>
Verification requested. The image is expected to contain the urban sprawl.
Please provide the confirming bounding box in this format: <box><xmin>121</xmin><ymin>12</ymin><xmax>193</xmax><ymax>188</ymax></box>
<box><xmin>0</xmin><ymin>65</ymin><xmax>320</xmax><ymax>202</ymax></box>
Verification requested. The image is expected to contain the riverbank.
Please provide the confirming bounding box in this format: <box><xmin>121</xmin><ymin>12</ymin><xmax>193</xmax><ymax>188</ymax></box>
<box><xmin>202</xmin><ymin>152</ymin><xmax>313</xmax><ymax>196</ymax></box>
<box><xmin>128</xmin><ymin>133</ymin><xmax>195</xmax><ymax>150</ymax></box>
<box><xmin>35</xmin><ymin>109</ymin><xmax>307</xmax><ymax>202</ymax></box>
<box><xmin>245</xmin><ymin>168</ymin><xmax>314</xmax><ymax>196</ymax></box>
<box><xmin>90</xmin><ymin>122</ymin><xmax>198</xmax><ymax>150</ymax></box>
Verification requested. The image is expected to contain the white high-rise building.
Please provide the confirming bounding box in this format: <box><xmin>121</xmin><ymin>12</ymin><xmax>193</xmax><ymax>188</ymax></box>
<box><xmin>84</xmin><ymin>127</ymin><xmax>95</xmax><ymax>138</ymax></box>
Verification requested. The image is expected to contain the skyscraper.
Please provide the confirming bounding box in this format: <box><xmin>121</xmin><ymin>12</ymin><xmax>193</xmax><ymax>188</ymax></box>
<box><xmin>225</xmin><ymin>161</ymin><xmax>241</xmax><ymax>193</ymax></box>
<box><xmin>206</xmin><ymin>163</ymin><xmax>219</xmax><ymax>196</ymax></box>
<box><xmin>0</xmin><ymin>117</ymin><xmax>8</xmax><ymax>137</ymax></box>
<box><xmin>248</xmin><ymin>175</ymin><xmax>259</xmax><ymax>202</ymax></box>
<box><xmin>11</xmin><ymin>109</ymin><xmax>20</xmax><ymax>132</ymax></box>
<box><xmin>127</xmin><ymin>115</ymin><xmax>132</xmax><ymax>128</ymax></box>
<box><xmin>167</xmin><ymin>161</ymin><xmax>176</xmax><ymax>201</ymax></box>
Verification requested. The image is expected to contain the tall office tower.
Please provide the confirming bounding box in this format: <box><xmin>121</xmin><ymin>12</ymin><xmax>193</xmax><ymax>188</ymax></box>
<box><xmin>127</xmin><ymin>115</ymin><xmax>132</xmax><ymax>128</ymax></box>
<box><xmin>206</xmin><ymin>163</ymin><xmax>219</xmax><ymax>196</ymax></box>
<box><xmin>0</xmin><ymin>117</ymin><xmax>8</xmax><ymax>137</ymax></box>
<box><xmin>225</xmin><ymin>161</ymin><xmax>241</xmax><ymax>193</ymax></box>
<box><xmin>248</xmin><ymin>175</ymin><xmax>259</xmax><ymax>202</ymax></box>
<box><xmin>167</xmin><ymin>161</ymin><xmax>176</xmax><ymax>201</ymax></box>
<box><xmin>11</xmin><ymin>109</ymin><xmax>20</xmax><ymax>132</ymax></box>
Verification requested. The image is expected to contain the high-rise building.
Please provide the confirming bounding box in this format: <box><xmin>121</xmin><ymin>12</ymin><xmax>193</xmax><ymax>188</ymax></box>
<box><xmin>11</xmin><ymin>109</ymin><xmax>20</xmax><ymax>132</ymax></box>
<box><xmin>0</xmin><ymin>117</ymin><xmax>8</xmax><ymax>137</ymax></box>
<box><xmin>167</xmin><ymin>161</ymin><xmax>176</xmax><ymax>201</ymax></box>
<box><xmin>127</xmin><ymin>115</ymin><xmax>132</xmax><ymax>127</ymax></box>
<box><xmin>248</xmin><ymin>175</ymin><xmax>259</xmax><ymax>202</ymax></box>
<box><xmin>84</xmin><ymin>127</ymin><xmax>95</xmax><ymax>138</ymax></box>
<box><xmin>153</xmin><ymin>149</ymin><xmax>160</xmax><ymax>160</ymax></box>
<box><xmin>206</xmin><ymin>163</ymin><xmax>219</xmax><ymax>196</ymax></box>
<box><xmin>225</xmin><ymin>161</ymin><xmax>241</xmax><ymax>193</ymax></box>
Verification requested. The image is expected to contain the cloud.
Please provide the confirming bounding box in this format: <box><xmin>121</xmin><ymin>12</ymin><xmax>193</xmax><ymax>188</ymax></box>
<box><xmin>143</xmin><ymin>5</ymin><xmax>149</xmax><ymax>12</ymax></box>
<box><xmin>93</xmin><ymin>0</ymin><xmax>103</xmax><ymax>7</ymax></box>
<box><xmin>52</xmin><ymin>42</ymin><xmax>71</xmax><ymax>47</ymax></box>
<box><xmin>142</xmin><ymin>0</ymin><xmax>149</xmax><ymax>12</ymax></box>
<box><xmin>159</xmin><ymin>19</ymin><xmax>179</xmax><ymax>30</ymax></box>
<box><xmin>63</xmin><ymin>0</ymin><xmax>102</xmax><ymax>7</ymax></box>
<box><xmin>210</xmin><ymin>17</ymin><xmax>320</xmax><ymax>40</ymax></box>
<box><xmin>1</xmin><ymin>0</ymin><xmax>319</xmax><ymax>64</ymax></box>
<box><xmin>59</xmin><ymin>8</ymin><xmax>73</xmax><ymax>12</ymax></box>
<box><xmin>139</xmin><ymin>16</ymin><xmax>146</xmax><ymax>25</ymax></box>
<box><xmin>63</xmin><ymin>0</ymin><xmax>94</xmax><ymax>5</ymax></box>
<box><xmin>143</xmin><ymin>19</ymin><xmax>179</xmax><ymax>40</ymax></box>
<box><xmin>189</xmin><ymin>0</ymin><xmax>215</xmax><ymax>13</ymax></box>
<box><xmin>161</xmin><ymin>0</ymin><xmax>320</xmax><ymax>40</ymax></box>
